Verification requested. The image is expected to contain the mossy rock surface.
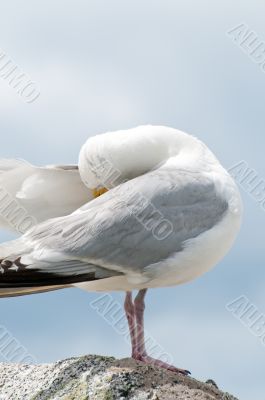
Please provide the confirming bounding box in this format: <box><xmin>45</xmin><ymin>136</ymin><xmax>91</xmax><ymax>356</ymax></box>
<box><xmin>0</xmin><ymin>355</ymin><xmax>238</xmax><ymax>399</ymax></box>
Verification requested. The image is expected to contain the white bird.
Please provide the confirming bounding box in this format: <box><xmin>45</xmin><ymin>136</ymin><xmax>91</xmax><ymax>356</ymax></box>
<box><xmin>0</xmin><ymin>125</ymin><xmax>242</xmax><ymax>374</ymax></box>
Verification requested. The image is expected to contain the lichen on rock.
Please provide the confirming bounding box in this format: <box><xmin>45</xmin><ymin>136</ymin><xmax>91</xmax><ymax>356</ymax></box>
<box><xmin>0</xmin><ymin>355</ymin><xmax>238</xmax><ymax>400</ymax></box>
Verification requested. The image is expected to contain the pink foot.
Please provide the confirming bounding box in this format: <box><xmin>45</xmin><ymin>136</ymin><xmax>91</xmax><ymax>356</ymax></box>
<box><xmin>125</xmin><ymin>291</ymin><xmax>191</xmax><ymax>377</ymax></box>
<box><xmin>133</xmin><ymin>352</ymin><xmax>190</xmax><ymax>375</ymax></box>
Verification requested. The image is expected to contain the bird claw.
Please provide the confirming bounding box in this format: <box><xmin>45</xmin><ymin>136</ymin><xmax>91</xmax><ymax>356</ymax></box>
<box><xmin>133</xmin><ymin>353</ymin><xmax>191</xmax><ymax>375</ymax></box>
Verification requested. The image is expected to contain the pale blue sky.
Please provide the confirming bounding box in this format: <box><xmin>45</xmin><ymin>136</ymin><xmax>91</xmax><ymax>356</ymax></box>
<box><xmin>0</xmin><ymin>1</ymin><xmax>265</xmax><ymax>399</ymax></box>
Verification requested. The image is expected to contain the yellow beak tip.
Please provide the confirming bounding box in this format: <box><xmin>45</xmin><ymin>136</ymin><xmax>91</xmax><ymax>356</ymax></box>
<box><xmin>92</xmin><ymin>187</ymin><xmax>108</xmax><ymax>198</ymax></box>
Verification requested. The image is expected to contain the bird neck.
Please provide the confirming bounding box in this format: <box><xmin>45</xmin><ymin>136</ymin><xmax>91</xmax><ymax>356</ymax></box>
<box><xmin>161</xmin><ymin>133</ymin><xmax>221</xmax><ymax>174</ymax></box>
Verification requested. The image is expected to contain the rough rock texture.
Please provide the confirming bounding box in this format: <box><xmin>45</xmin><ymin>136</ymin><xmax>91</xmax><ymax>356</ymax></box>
<box><xmin>0</xmin><ymin>355</ymin><xmax>238</xmax><ymax>400</ymax></box>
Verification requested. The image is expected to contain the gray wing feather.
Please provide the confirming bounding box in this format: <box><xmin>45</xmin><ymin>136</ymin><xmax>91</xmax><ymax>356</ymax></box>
<box><xmin>24</xmin><ymin>169</ymin><xmax>228</xmax><ymax>273</ymax></box>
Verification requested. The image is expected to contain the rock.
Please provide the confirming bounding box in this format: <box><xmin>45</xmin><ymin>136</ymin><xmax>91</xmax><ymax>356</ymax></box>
<box><xmin>0</xmin><ymin>355</ymin><xmax>238</xmax><ymax>400</ymax></box>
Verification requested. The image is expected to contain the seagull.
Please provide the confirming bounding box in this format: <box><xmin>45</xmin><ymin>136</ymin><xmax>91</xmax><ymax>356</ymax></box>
<box><xmin>0</xmin><ymin>125</ymin><xmax>242</xmax><ymax>374</ymax></box>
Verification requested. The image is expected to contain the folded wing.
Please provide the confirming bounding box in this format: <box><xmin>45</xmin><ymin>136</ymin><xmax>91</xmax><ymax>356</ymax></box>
<box><xmin>0</xmin><ymin>168</ymin><xmax>228</xmax><ymax>297</ymax></box>
<box><xmin>0</xmin><ymin>159</ymin><xmax>92</xmax><ymax>233</ymax></box>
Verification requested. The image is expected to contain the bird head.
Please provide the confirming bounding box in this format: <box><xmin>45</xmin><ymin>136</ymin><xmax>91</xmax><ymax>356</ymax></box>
<box><xmin>78</xmin><ymin>125</ymin><xmax>203</xmax><ymax>198</ymax></box>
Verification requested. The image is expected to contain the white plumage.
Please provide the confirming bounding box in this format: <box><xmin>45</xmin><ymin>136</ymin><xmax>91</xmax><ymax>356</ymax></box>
<box><xmin>0</xmin><ymin>160</ymin><xmax>92</xmax><ymax>233</ymax></box>
<box><xmin>0</xmin><ymin>125</ymin><xmax>243</xmax><ymax>374</ymax></box>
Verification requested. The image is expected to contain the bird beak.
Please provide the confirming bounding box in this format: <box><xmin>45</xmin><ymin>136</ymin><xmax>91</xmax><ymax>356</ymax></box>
<box><xmin>92</xmin><ymin>187</ymin><xmax>108</xmax><ymax>198</ymax></box>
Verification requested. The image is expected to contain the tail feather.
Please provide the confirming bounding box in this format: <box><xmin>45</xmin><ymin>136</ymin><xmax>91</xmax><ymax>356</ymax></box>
<box><xmin>0</xmin><ymin>236</ymin><xmax>121</xmax><ymax>295</ymax></box>
<box><xmin>0</xmin><ymin>239</ymin><xmax>71</xmax><ymax>297</ymax></box>
<box><xmin>0</xmin><ymin>285</ymin><xmax>70</xmax><ymax>298</ymax></box>
<box><xmin>0</xmin><ymin>239</ymin><xmax>25</xmax><ymax>260</ymax></box>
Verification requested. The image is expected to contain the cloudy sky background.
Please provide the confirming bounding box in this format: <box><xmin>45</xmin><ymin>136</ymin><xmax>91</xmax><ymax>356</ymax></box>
<box><xmin>0</xmin><ymin>1</ymin><xmax>265</xmax><ymax>399</ymax></box>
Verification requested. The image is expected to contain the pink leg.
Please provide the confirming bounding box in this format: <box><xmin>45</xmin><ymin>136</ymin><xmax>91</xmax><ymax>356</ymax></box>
<box><xmin>125</xmin><ymin>289</ymin><xmax>190</xmax><ymax>375</ymax></box>
<box><xmin>134</xmin><ymin>289</ymin><xmax>147</xmax><ymax>356</ymax></box>
<box><xmin>124</xmin><ymin>291</ymin><xmax>137</xmax><ymax>357</ymax></box>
